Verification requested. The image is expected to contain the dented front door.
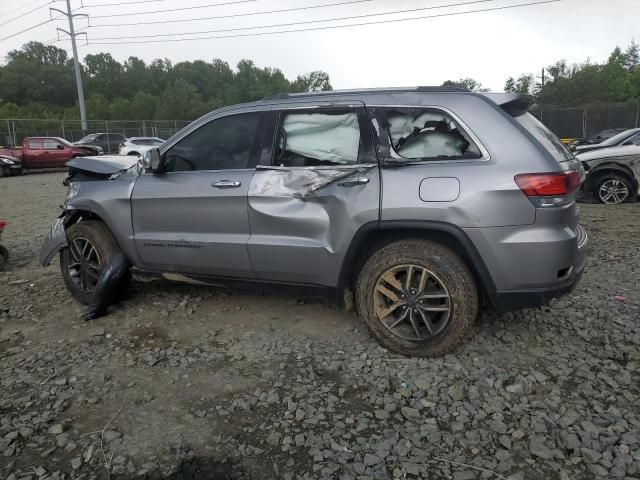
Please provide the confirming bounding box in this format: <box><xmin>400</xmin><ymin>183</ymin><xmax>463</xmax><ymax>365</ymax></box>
<box><xmin>247</xmin><ymin>103</ymin><xmax>380</xmax><ymax>287</ymax></box>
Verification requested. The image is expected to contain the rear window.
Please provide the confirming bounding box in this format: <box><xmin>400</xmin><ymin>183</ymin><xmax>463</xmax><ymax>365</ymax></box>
<box><xmin>43</xmin><ymin>139</ymin><xmax>60</xmax><ymax>150</ymax></box>
<box><xmin>514</xmin><ymin>113</ymin><xmax>574</xmax><ymax>162</ymax></box>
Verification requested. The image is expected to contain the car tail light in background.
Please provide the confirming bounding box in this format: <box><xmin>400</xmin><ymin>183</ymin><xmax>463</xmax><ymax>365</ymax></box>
<box><xmin>0</xmin><ymin>220</ymin><xmax>7</xmax><ymax>231</ymax></box>
<box><xmin>515</xmin><ymin>171</ymin><xmax>582</xmax><ymax>207</ymax></box>
<box><xmin>118</xmin><ymin>143</ymin><xmax>125</xmax><ymax>152</ymax></box>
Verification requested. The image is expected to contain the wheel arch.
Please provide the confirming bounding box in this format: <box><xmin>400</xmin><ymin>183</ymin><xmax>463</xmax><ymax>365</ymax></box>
<box><xmin>584</xmin><ymin>163</ymin><xmax>638</xmax><ymax>192</ymax></box>
<box><xmin>338</xmin><ymin>220</ymin><xmax>498</xmax><ymax>309</ymax></box>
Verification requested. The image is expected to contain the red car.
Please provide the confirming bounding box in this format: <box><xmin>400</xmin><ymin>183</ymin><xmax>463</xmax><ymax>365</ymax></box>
<box><xmin>0</xmin><ymin>137</ymin><xmax>100</xmax><ymax>170</ymax></box>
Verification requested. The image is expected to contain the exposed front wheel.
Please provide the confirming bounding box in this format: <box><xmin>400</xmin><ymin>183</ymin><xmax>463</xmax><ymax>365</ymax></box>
<box><xmin>355</xmin><ymin>240</ymin><xmax>478</xmax><ymax>357</ymax></box>
<box><xmin>60</xmin><ymin>221</ymin><xmax>122</xmax><ymax>304</ymax></box>
<box><xmin>595</xmin><ymin>174</ymin><xmax>633</xmax><ymax>204</ymax></box>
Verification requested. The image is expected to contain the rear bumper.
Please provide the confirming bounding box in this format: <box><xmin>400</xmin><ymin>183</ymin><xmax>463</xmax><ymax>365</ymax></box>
<box><xmin>493</xmin><ymin>253</ymin><xmax>585</xmax><ymax>312</ymax></box>
<box><xmin>491</xmin><ymin>224</ymin><xmax>587</xmax><ymax>312</ymax></box>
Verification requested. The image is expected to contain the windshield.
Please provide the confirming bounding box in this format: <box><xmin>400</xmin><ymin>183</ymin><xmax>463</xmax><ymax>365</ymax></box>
<box><xmin>57</xmin><ymin>138</ymin><xmax>74</xmax><ymax>147</ymax></box>
<box><xmin>600</xmin><ymin>129</ymin><xmax>639</xmax><ymax>147</ymax></box>
<box><xmin>515</xmin><ymin>113</ymin><xmax>574</xmax><ymax>162</ymax></box>
<box><xmin>78</xmin><ymin>134</ymin><xmax>98</xmax><ymax>143</ymax></box>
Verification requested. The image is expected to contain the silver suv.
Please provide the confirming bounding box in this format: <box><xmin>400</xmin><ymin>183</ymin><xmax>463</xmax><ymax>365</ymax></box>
<box><xmin>40</xmin><ymin>87</ymin><xmax>587</xmax><ymax>357</ymax></box>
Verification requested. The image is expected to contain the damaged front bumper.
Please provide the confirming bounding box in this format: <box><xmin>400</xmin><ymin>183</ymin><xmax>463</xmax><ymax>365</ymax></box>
<box><xmin>40</xmin><ymin>216</ymin><xmax>67</xmax><ymax>266</ymax></box>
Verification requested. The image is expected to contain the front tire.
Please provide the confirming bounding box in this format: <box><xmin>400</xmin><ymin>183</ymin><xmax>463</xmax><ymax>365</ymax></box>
<box><xmin>355</xmin><ymin>240</ymin><xmax>478</xmax><ymax>357</ymax></box>
<box><xmin>595</xmin><ymin>174</ymin><xmax>633</xmax><ymax>204</ymax></box>
<box><xmin>60</xmin><ymin>221</ymin><xmax>122</xmax><ymax>304</ymax></box>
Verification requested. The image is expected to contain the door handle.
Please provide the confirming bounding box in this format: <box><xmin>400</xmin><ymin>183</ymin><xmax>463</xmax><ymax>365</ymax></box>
<box><xmin>337</xmin><ymin>176</ymin><xmax>369</xmax><ymax>187</ymax></box>
<box><xmin>212</xmin><ymin>180</ymin><xmax>241</xmax><ymax>188</ymax></box>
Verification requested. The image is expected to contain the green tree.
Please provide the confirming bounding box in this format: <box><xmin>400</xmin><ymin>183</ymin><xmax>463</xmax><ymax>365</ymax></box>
<box><xmin>442</xmin><ymin>78</ymin><xmax>489</xmax><ymax>92</ymax></box>
<box><xmin>291</xmin><ymin>71</ymin><xmax>332</xmax><ymax>92</ymax></box>
<box><xmin>0</xmin><ymin>41</ymin><xmax>333</xmax><ymax>121</ymax></box>
<box><xmin>504</xmin><ymin>74</ymin><xmax>535</xmax><ymax>95</ymax></box>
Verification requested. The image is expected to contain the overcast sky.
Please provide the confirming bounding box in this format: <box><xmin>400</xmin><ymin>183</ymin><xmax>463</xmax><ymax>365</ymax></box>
<box><xmin>0</xmin><ymin>0</ymin><xmax>637</xmax><ymax>91</ymax></box>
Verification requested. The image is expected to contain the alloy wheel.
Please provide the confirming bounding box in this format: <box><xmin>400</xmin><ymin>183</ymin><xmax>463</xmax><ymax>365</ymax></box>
<box><xmin>373</xmin><ymin>264</ymin><xmax>451</xmax><ymax>341</ymax></box>
<box><xmin>599</xmin><ymin>179</ymin><xmax>629</xmax><ymax>204</ymax></box>
<box><xmin>66</xmin><ymin>237</ymin><xmax>102</xmax><ymax>294</ymax></box>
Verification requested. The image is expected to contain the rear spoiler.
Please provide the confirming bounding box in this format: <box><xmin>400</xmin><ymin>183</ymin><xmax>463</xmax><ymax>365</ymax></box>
<box><xmin>480</xmin><ymin>93</ymin><xmax>534</xmax><ymax>116</ymax></box>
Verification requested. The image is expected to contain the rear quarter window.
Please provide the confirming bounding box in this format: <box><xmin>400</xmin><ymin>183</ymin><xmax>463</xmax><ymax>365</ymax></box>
<box><xmin>370</xmin><ymin>107</ymin><xmax>483</xmax><ymax>162</ymax></box>
<box><xmin>514</xmin><ymin>113</ymin><xmax>574</xmax><ymax>162</ymax></box>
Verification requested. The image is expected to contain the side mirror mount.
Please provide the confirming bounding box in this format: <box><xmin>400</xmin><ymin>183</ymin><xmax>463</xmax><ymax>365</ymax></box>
<box><xmin>57</xmin><ymin>144</ymin><xmax>65</xmax><ymax>150</ymax></box>
<box><xmin>144</xmin><ymin>148</ymin><xmax>163</xmax><ymax>173</ymax></box>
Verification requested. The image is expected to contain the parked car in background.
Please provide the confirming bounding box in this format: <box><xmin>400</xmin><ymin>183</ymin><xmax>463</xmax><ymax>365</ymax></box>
<box><xmin>0</xmin><ymin>137</ymin><xmax>100</xmax><ymax>170</ymax></box>
<box><xmin>571</xmin><ymin>128</ymin><xmax>640</xmax><ymax>153</ymax></box>
<box><xmin>569</xmin><ymin>128</ymin><xmax>628</xmax><ymax>150</ymax></box>
<box><xmin>119</xmin><ymin>137</ymin><xmax>164</xmax><ymax>156</ymax></box>
<box><xmin>40</xmin><ymin>87</ymin><xmax>587</xmax><ymax>357</ymax></box>
<box><xmin>75</xmin><ymin>132</ymin><xmax>126</xmax><ymax>154</ymax></box>
<box><xmin>0</xmin><ymin>154</ymin><xmax>22</xmax><ymax>176</ymax></box>
<box><xmin>577</xmin><ymin>144</ymin><xmax>640</xmax><ymax>204</ymax></box>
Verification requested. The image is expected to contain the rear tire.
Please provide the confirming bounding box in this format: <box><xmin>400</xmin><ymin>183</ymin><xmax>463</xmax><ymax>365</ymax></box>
<box><xmin>60</xmin><ymin>221</ymin><xmax>122</xmax><ymax>304</ymax></box>
<box><xmin>355</xmin><ymin>239</ymin><xmax>478</xmax><ymax>357</ymax></box>
<box><xmin>595</xmin><ymin>173</ymin><xmax>634</xmax><ymax>204</ymax></box>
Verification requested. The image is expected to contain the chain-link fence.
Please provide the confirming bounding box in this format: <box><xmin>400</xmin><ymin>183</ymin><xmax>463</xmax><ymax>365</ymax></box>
<box><xmin>3</xmin><ymin>102</ymin><xmax>640</xmax><ymax>147</ymax></box>
<box><xmin>1</xmin><ymin>119</ymin><xmax>192</xmax><ymax>148</ymax></box>
<box><xmin>532</xmin><ymin>102</ymin><xmax>640</xmax><ymax>139</ymax></box>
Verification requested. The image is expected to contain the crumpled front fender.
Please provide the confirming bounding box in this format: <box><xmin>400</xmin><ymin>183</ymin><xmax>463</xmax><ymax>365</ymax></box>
<box><xmin>40</xmin><ymin>217</ymin><xmax>67</xmax><ymax>266</ymax></box>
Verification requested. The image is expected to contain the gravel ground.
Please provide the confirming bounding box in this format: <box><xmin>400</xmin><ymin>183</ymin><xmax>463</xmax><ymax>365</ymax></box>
<box><xmin>0</xmin><ymin>172</ymin><xmax>639</xmax><ymax>480</ymax></box>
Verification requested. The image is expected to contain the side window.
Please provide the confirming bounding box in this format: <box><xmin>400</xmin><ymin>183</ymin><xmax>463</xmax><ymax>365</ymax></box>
<box><xmin>27</xmin><ymin>139</ymin><xmax>42</xmax><ymax>150</ymax></box>
<box><xmin>43</xmin><ymin>139</ymin><xmax>60</xmax><ymax>150</ymax></box>
<box><xmin>373</xmin><ymin>107</ymin><xmax>482</xmax><ymax>161</ymax></box>
<box><xmin>164</xmin><ymin>112</ymin><xmax>264</xmax><ymax>172</ymax></box>
<box><xmin>273</xmin><ymin>109</ymin><xmax>363</xmax><ymax>167</ymax></box>
<box><xmin>628</xmin><ymin>133</ymin><xmax>640</xmax><ymax>146</ymax></box>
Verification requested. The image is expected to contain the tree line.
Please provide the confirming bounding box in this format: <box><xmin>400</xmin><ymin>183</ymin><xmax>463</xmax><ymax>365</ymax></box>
<box><xmin>1</xmin><ymin>40</ymin><xmax>640</xmax><ymax>122</ymax></box>
<box><xmin>503</xmin><ymin>41</ymin><xmax>640</xmax><ymax>106</ymax></box>
<box><xmin>0</xmin><ymin>41</ymin><xmax>331</xmax><ymax>121</ymax></box>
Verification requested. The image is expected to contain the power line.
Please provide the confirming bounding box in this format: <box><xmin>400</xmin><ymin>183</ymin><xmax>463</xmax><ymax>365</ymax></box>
<box><xmin>84</xmin><ymin>0</ymin><xmax>258</xmax><ymax>19</ymax></box>
<box><xmin>0</xmin><ymin>19</ymin><xmax>53</xmax><ymax>43</ymax></box>
<box><xmin>88</xmin><ymin>0</ymin><xmax>561</xmax><ymax>45</ymax></box>
<box><xmin>89</xmin><ymin>0</ymin><xmax>501</xmax><ymax>41</ymax></box>
<box><xmin>0</xmin><ymin>0</ymin><xmax>51</xmax><ymax>28</ymax></box>
<box><xmin>88</xmin><ymin>0</ymin><xmax>380</xmax><ymax>28</ymax></box>
<box><xmin>0</xmin><ymin>0</ymin><xmax>50</xmax><ymax>20</ymax></box>
<box><xmin>81</xmin><ymin>0</ymin><xmax>166</xmax><ymax>6</ymax></box>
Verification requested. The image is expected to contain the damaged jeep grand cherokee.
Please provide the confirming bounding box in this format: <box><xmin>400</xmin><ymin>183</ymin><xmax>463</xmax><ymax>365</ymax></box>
<box><xmin>40</xmin><ymin>87</ymin><xmax>587</xmax><ymax>357</ymax></box>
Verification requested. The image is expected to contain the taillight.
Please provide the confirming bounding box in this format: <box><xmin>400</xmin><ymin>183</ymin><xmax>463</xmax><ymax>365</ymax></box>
<box><xmin>0</xmin><ymin>220</ymin><xmax>7</xmax><ymax>231</ymax></box>
<box><xmin>118</xmin><ymin>143</ymin><xmax>125</xmax><ymax>152</ymax></box>
<box><xmin>515</xmin><ymin>171</ymin><xmax>582</xmax><ymax>207</ymax></box>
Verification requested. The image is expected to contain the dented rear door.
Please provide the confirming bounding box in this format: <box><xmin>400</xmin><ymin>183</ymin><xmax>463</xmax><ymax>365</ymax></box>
<box><xmin>247</xmin><ymin>101</ymin><xmax>380</xmax><ymax>287</ymax></box>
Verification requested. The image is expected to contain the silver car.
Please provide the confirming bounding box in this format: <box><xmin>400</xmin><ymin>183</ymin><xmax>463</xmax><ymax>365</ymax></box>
<box><xmin>40</xmin><ymin>87</ymin><xmax>587</xmax><ymax>357</ymax></box>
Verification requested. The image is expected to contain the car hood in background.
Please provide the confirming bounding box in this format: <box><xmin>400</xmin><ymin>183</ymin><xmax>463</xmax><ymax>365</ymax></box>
<box><xmin>66</xmin><ymin>155</ymin><xmax>140</xmax><ymax>175</ymax></box>
<box><xmin>576</xmin><ymin>144</ymin><xmax>640</xmax><ymax>162</ymax></box>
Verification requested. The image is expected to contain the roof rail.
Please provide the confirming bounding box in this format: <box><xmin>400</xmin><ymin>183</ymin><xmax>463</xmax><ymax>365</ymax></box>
<box><xmin>261</xmin><ymin>86</ymin><xmax>470</xmax><ymax>100</ymax></box>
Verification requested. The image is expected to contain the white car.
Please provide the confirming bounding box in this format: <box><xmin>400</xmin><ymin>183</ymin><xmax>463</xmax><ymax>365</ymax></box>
<box><xmin>118</xmin><ymin>137</ymin><xmax>164</xmax><ymax>156</ymax></box>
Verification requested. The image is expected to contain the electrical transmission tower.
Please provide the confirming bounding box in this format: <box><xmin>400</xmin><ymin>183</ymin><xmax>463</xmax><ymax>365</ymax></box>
<box><xmin>51</xmin><ymin>0</ymin><xmax>89</xmax><ymax>134</ymax></box>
